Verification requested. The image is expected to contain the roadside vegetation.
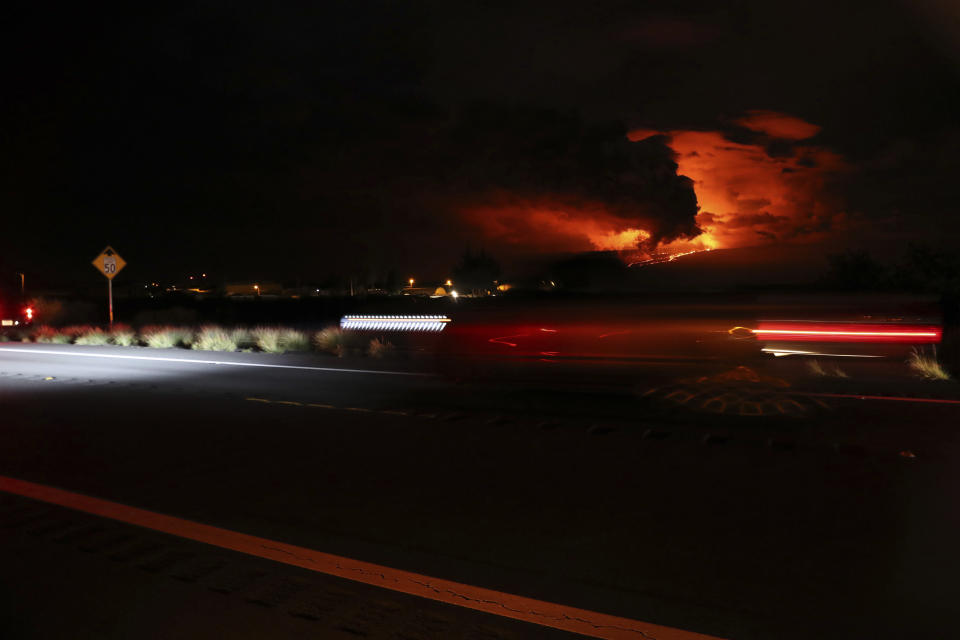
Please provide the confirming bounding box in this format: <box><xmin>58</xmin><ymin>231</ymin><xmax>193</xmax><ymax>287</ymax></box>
<box><xmin>805</xmin><ymin>359</ymin><xmax>848</xmax><ymax>378</ymax></box>
<box><xmin>907</xmin><ymin>347</ymin><xmax>951</xmax><ymax>381</ymax></box>
<box><xmin>32</xmin><ymin>326</ymin><xmax>72</xmax><ymax>344</ymax></box>
<box><xmin>367</xmin><ymin>337</ymin><xmax>394</xmax><ymax>358</ymax></box>
<box><xmin>313</xmin><ymin>327</ymin><xmax>345</xmax><ymax>356</ymax></box>
<box><xmin>110</xmin><ymin>324</ymin><xmax>137</xmax><ymax>346</ymax></box>
<box><xmin>6</xmin><ymin>323</ymin><xmax>383</xmax><ymax>357</ymax></box>
<box><xmin>252</xmin><ymin>327</ymin><xmax>311</xmax><ymax>354</ymax></box>
<box><xmin>73</xmin><ymin>328</ymin><xmax>111</xmax><ymax>345</ymax></box>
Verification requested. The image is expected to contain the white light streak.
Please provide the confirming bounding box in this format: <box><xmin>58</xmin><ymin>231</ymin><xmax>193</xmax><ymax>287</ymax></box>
<box><xmin>340</xmin><ymin>315</ymin><xmax>451</xmax><ymax>332</ymax></box>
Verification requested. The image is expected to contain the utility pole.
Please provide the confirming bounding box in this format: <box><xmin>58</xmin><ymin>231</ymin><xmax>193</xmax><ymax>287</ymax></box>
<box><xmin>17</xmin><ymin>272</ymin><xmax>24</xmax><ymax>295</ymax></box>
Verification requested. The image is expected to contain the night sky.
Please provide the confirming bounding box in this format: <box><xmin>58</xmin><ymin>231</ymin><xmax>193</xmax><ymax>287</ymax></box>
<box><xmin>3</xmin><ymin>1</ymin><xmax>959</xmax><ymax>288</ymax></box>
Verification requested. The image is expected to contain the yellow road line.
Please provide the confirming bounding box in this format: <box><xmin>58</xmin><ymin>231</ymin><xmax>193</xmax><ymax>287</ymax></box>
<box><xmin>0</xmin><ymin>475</ymin><xmax>725</xmax><ymax>640</ymax></box>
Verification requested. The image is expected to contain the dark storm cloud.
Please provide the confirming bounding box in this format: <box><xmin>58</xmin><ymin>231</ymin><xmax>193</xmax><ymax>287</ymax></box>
<box><xmin>435</xmin><ymin>105</ymin><xmax>701</xmax><ymax>246</ymax></box>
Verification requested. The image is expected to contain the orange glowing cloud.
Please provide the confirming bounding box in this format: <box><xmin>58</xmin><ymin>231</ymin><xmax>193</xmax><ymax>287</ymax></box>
<box><xmin>630</xmin><ymin>112</ymin><xmax>847</xmax><ymax>249</ymax></box>
<box><xmin>461</xmin><ymin>202</ymin><xmax>653</xmax><ymax>254</ymax></box>
<box><xmin>734</xmin><ymin>110</ymin><xmax>822</xmax><ymax>140</ymax></box>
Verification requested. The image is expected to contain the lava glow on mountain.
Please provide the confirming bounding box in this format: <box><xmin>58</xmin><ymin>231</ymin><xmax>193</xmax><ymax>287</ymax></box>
<box><xmin>630</xmin><ymin>111</ymin><xmax>848</xmax><ymax>252</ymax></box>
<box><xmin>461</xmin><ymin>111</ymin><xmax>846</xmax><ymax>263</ymax></box>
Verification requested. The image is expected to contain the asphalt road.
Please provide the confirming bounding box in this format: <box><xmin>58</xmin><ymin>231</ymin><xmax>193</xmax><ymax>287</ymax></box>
<box><xmin>1</xmin><ymin>344</ymin><xmax>959</xmax><ymax>639</ymax></box>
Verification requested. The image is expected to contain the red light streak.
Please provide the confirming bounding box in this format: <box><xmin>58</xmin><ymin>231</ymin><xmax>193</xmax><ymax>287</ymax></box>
<box><xmin>755</xmin><ymin>329</ymin><xmax>938</xmax><ymax>337</ymax></box>
<box><xmin>754</xmin><ymin>322</ymin><xmax>941</xmax><ymax>343</ymax></box>
<box><xmin>488</xmin><ymin>334</ymin><xmax>528</xmax><ymax>347</ymax></box>
<box><xmin>597</xmin><ymin>331</ymin><xmax>630</xmax><ymax>339</ymax></box>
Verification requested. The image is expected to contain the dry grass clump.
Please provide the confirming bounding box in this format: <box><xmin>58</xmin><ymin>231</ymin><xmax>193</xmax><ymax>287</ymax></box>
<box><xmin>74</xmin><ymin>327</ymin><xmax>111</xmax><ymax>345</ymax></box>
<box><xmin>192</xmin><ymin>326</ymin><xmax>239</xmax><ymax>352</ymax></box>
<box><xmin>229</xmin><ymin>328</ymin><xmax>254</xmax><ymax>350</ymax></box>
<box><xmin>252</xmin><ymin>327</ymin><xmax>283</xmax><ymax>353</ymax></box>
<box><xmin>806</xmin><ymin>359</ymin><xmax>847</xmax><ymax>378</ymax></box>
<box><xmin>32</xmin><ymin>325</ymin><xmax>72</xmax><ymax>344</ymax></box>
<box><xmin>61</xmin><ymin>325</ymin><xmax>94</xmax><ymax>340</ymax></box>
<box><xmin>313</xmin><ymin>327</ymin><xmax>345</xmax><ymax>356</ymax></box>
<box><xmin>141</xmin><ymin>325</ymin><xmax>193</xmax><ymax>349</ymax></box>
<box><xmin>367</xmin><ymin>337</ymin><xmax>394</xmax><ymax>358</ymax></box>
<box><xmin>251</xmin><ymin>327</ymin><xmax>311</xmax><ymax>353</ymax></box>
<box><xmin>110</xmin><ymin>323</ymin><xmax>137</xmax><ymax>347</ymax></box>
<box><xmin>280</xmin><ymin>329</ymin><xmax>311</xmax><ymax>352</ymax></box>
<box><xmin>908</xmin><ymin>347</ymin><xmax>951</xmax><ymax>381</ymax></box>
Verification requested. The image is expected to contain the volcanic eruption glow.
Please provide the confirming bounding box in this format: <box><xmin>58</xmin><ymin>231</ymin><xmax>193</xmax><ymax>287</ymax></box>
<box><xmin>457</xmin><ymin>111</ymin><xmax>845</xmax><ymax>262</ymax></box>
<box><xmin>629</xmin><ymin>111</ymin><xmax>847</xmax><ymax>250</ymax></box>
<box><xmin>463</xmin><ymin>205</ymin><xmax>660</xmax><ymax>254</ymax></box>
<box><xmin>589</xmin><ymin>228</ymin><xmax>651</xmax><ymax>251</ymax></box>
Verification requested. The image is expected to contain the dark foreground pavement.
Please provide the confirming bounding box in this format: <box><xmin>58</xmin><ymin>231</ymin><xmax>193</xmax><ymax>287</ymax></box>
<box><xmin>1</xmin><ymin>344</ymin><xmax>959</xmax><ymax>638</ymax></box>
<box><xmin>0</xmin><ymin>491</ymin><xmax>576</xmax><ymax>640</ymax></box>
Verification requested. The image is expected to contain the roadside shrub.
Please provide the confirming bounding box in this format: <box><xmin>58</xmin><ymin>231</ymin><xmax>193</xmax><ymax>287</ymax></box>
<box><xmin>252</xmin><ymin>327</ymin><xmax>283</xmax><ymax>353</ymax></box>
<box><xmin>805</xmin><ymin>359</ymin><xmax>847</xmax><ymax>378</ymax></box>
<box><xmin>176</xmin><ymin>327</ymin><xmax>196</xmax><ymax>348</ymax></box>
<box><xmin>28</xmin><ymin>326</ymin><xmax>51</xmax><ymax>342</ymax></box>
<box><xmin>32</xmin><ymin>325</ymin><xmax>71</xmax><ymax>344</ymax></box>
<box><xmin>367</xmin><ymin>337</ymin><xmax>394</xmax><ymax>358</ymax></box>
<box><xmin>110</xmin><ymin>323</ymin><xmax>137</xmax><ymax>347</ymax></box>
<box><xmin>141</xmin><ymin>325</ymin><xmax>183</xmax><ymax>348</ymax></box>
<box><xmin>251</xmin><ymin>327</ymin><xmax>311</xmax><ymax>353</ymax></box>
<box><xmin>230</xmin><ymin>328</ymin><xmax>253</xmax><ymax>350</ymax></box>
<box><xmin>908</xmin><ymin>347</ymin><xmax>951</xmax><ymax>381</ymax></box>
<box><xmin>192</xmin><ymin>326</ymin><xmax>239</xmax><ymax>352</ymax></box>
<box><xmin>806</xmin><ymin>360</ymin><xmax>826</xmax><ymax>376</ymax></box>
<box><xmin>74</xmin><ymin>328</ymin><xmax>111</xmax><ymax>345</ymax></box>
<box><xmin>0</xmin><ymin>332</ymin><xmax>10</xmax><ymax>343</ymax></box>
<box><xmin>313</xmin><ymin>327</ymin><xmax>345</xmax><ymax>355</ymax></box>
<box><xmin>61</xmin><ymin>325</ymin><xmax>94</xmax><ymax>340</ymax></box>
<box><xmin>280</xmin><ymin>329</ymin><xmax>311</xmax><ymax>352</ymax></box>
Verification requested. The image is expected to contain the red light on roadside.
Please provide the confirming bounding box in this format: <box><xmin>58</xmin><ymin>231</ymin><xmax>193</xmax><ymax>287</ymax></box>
<box><xmin>25</xmin><ymin>307</ymin><xmax>34</xmax><ymax>320</ymax></box>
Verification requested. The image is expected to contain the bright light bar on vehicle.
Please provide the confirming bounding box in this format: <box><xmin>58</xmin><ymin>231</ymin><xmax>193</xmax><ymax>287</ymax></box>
<box><xmin>340</xmin><ymin>315</ymin><xmax>452</xmax><ymax>332</ymax></box>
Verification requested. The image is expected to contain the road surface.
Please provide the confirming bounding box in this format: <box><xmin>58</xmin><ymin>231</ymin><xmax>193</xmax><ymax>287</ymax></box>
<box><xmin>1</xmin><ymin>344</ymin><xmax>959</xmax><ymax>638</ymax></box>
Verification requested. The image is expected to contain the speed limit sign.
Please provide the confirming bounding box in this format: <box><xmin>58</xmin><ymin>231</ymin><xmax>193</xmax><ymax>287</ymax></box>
<box><xmin>91</xmin><ymin>246</ymin><xmax>127</xmax><ymax>326</ymax></box>
<box><xmin>91</xmin><ymin>246</ymin><xmax>126</xmax><ymax>280</ymax></box>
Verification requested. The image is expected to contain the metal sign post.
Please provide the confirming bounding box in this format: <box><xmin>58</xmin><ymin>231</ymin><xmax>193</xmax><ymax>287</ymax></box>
<box><xmin>91</xmin><ymin>246</ymin><xmax>127</xmax><ymax>327</ymax></box>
